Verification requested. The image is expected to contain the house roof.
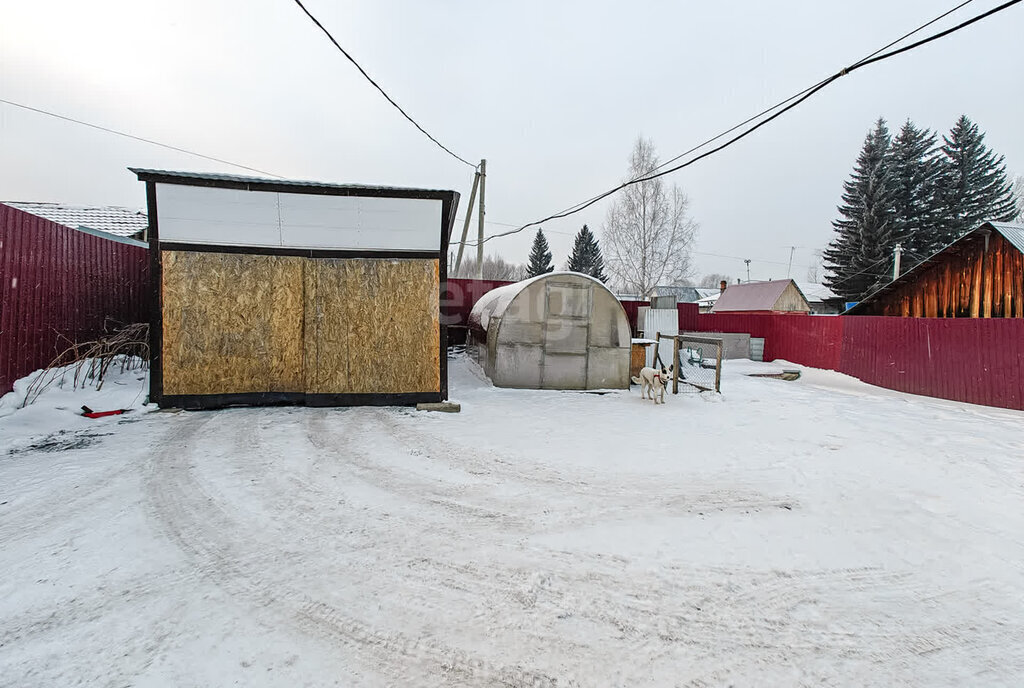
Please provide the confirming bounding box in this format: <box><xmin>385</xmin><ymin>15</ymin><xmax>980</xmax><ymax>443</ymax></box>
<box><xmin>844</xmin><ymin>221</ymin><xmax>1024</xmax><ymax>314</ymax></box>
<box><xmin>711</xmin><ymin>279</ymin><xmax>807</xmax><ymax>312</ymax></box>
<box><xmin>4</xmin><ymin>201</ymin><xmax>148</xmax><ymax>238</ymax></box>
<box><xmin>796</xmin><ymin>282</ymin><xmax>840</xmax><ymax>302</ymax></box>
<box><xmin>649</xmin><ymin>285</ymin><xmax>701</xmax><ymax>302</ymax></box>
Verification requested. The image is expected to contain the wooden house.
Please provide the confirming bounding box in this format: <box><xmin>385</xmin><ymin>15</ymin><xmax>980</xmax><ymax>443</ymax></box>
<box><xmin>134</xmin><ymin>169</ymin><xmax>459</xmax><ymax>409</ymax></box>
<box><xmin>710</xmin><ymin>279</ymin><xmax>810</xmax><ymax>315</ymax></box>
<box><xmin>846</xmin><ymin>222</ymin><xmax>1024</xmax><ymax>318</ymax></box>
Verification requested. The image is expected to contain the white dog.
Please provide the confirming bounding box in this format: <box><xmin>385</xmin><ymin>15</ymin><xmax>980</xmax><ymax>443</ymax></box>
<box><xmin>631</xmin><ymin>365</ymin><xmax>672</xmax><ymax>404</ymax></box>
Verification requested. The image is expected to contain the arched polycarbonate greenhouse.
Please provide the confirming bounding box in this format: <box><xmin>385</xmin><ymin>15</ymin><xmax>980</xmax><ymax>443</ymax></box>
<box><xmin>468</xmin><ymin>272</ymin><xmax>631</xmax><ymax>390</ymax></box>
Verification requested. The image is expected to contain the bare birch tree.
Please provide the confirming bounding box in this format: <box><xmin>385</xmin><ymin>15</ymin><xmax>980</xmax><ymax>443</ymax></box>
<box><xmin>602</xmin><ymin>138</ymin><xmax>699</xmax><ymax>295</ymax></box>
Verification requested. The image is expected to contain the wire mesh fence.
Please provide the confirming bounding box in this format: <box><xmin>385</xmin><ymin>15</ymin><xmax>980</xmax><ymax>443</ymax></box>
<box><xmin>653</xmin><ymin>333</ymin><xmax>722</xmax><ymax>394</ymax></box>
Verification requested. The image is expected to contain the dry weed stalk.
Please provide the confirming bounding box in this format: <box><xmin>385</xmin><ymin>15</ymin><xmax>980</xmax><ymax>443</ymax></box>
<box><xmin>21</xmin><ymin>321</ymin><xmax>150</xmax><ymax>408</ymax></box>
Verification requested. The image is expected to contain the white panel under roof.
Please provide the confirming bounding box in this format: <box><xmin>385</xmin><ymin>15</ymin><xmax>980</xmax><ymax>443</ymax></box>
<box><xmin>156</xmin><ymin>184</ymin><xmax>281</xmax><ymax>247</ymax></box>
<box><xmin>277</xmin><ymin>192</ymin><xmax>441</xmax><ymax>251</ymax></box>
<box><xmin>155</xmin><ymin>183</ymin><xmax>442</xmax><ymax>251</ymax></box>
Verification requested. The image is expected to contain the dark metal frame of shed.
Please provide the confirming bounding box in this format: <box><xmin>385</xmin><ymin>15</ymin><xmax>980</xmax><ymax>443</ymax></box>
<box><xmin>133</xmin><ymin>168</ymin><xmax>459</xmax><ymax>409</ymax></box>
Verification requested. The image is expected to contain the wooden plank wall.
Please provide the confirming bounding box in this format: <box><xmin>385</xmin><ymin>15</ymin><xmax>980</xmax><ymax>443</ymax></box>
<box><xmin>161</xmin><ymin>252</ymin><xmax>439</xmax><ymax>397</ymax></box>
<box><xmin>161</xmin><ymin>252</ymin><xmax>305</xmax><ymax>395</ymax></box>
<box><xmin>873</xmin><ymin>233</ymin><xmax>1023</xmax><ymax>318</ymax></box>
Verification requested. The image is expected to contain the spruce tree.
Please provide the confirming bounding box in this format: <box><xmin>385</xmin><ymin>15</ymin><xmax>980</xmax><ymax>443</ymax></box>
<box><xmin>886</xmin><ymin>120</ymin><xmax>942</xmax><ymax>267</ymax></box>
<box><xmin>526</xmin><ymin>228</ymin><xmax>554</xmax><ymax>278</ymax></box>
<box><xmin>823</xmin><ymin>118</ymin><xmax>894</xmax><ymax>302</ymax></box>
<box><xmin>565</xmin><ymin>224</ymin><xmax>608</xmax><ymax>282</ymax></box>
<box><xmin>935</xmin><ymin>115</ymin><xmax>1018</xmax><ymax>246</ymax></box>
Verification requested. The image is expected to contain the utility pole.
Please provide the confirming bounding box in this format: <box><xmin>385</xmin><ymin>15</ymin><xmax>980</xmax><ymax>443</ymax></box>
<box><xmin>893</xmin><ymin>242</ymin><xmax>902</xmax><ymax>280</ymax></box>
<box><xmin>786</xmin><ymin>246</ymin><xmax>795</xmax><ymax>278</ymax></box>
<box><xmin>744</xmin><ymin>259</ymin><xmax>751</xmax><ymax>283</ymax></box>
<box><xmin>453</xmin><ymin>169</ymin><xmax>480</xmax><ymax>275</ymax></box>
<box><xmin>477</xmin><ymin>159</ymin><xmax>486</xmax><ymax>280</ymax></box>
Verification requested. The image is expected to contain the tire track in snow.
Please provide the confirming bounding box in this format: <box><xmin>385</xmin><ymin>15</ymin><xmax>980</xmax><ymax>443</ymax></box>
<box><xmin>141</xmin><ymin>410</ymin><xmax>572</xmax><ymax>687</ymax></box>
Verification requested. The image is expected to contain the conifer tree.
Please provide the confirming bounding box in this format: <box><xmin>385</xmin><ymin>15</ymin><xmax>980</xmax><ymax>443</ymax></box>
<box><xmin>824</xmin><ymin>118</ymin><xmax>894</xmax><ymax>301</ymax></box>
<box><xmin>526</xmin><ymin>228</ymin><xmax>554</xmax><ymax>278</ymax></box>
<box><xmin>934</xmin><ymin>115</ymin><xmax>1018</xmax><ymax>246</ymax></box>
<box><xmin>565</xmin><ymin>224</ymin><xmax>608</xmax><ymax>282</ymax></box>
<box><xmin>886</xmin><ymin>120</ymin><xmax>942</xmax><ymax>267</ymax></box>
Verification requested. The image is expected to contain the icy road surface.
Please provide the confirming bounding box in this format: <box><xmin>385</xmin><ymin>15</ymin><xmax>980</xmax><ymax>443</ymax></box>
<box><xmin>2</xmin><ymin>356</ymin><xmax>1024</xmax><ymax>686</ymax></box>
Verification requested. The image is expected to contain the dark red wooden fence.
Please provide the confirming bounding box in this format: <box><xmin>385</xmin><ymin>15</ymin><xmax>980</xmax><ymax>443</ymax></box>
<box><xmin>0</xmin><ymin>204</ymin><xmax>149</xmax><ymax>395</ymax></box>
<box><xmin>695</xmin><ymin>313</ymin><xmax>1024</xmax><ymax>411</ymax></box>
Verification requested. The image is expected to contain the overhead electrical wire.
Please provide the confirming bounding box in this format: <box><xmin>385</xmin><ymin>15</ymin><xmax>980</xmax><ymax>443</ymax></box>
<box><xmin>291</xmin><ymin>0</ymin><xmax>476</xmax><ymax>169</ymax></box>
<box><xmin>471</xmin><ymin>0</ymin><xmax>1016</xmax><ymax>246</ymax></box>
<box><xmin>0</xmin><ymin>97</ymin><xmax>283</xmax><ymax>178</ymax></box>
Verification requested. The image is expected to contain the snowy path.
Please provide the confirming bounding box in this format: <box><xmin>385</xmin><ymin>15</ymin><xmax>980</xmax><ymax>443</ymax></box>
<box><xmin>2</xmin><ymin>357</ymin><xmax>1024</xmax><ymax>686</ymax></box>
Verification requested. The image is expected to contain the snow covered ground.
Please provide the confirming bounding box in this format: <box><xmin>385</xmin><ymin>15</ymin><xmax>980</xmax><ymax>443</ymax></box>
<box><xmin>2</xmin><ymin>355</ymin><xmax>1024</xmax><ymax>687</ymax></box>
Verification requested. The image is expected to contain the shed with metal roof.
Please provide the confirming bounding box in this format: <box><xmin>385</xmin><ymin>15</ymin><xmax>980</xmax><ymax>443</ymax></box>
<box><xmin>468</xmin><ymin>272</ymin><xmax>631</xmax><ymax>389</ymax></box>
<box><xmin>134</xmin><ymin>168</ymin><xmax>459</xmax><ymax>409</ymax></box>
<box><xmin>710</xmin><ymin>279</ymin><xmax>810</xmax><ymax>314</ymax></box>
<box><xmin>845</xmin><ymin>222</ymin><xmax>1024</xmax><ymax>318</ymax></box>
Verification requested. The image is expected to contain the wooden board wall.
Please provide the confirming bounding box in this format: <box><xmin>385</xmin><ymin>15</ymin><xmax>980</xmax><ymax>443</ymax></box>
<box><xmin>305</xmin><ymin>258</ymin><xmax>440</xmax><ymax>394</ymax></box>
<box><xmin>161</xmin><ymin>251</ymin><xmax>305</xmax><ymax>395</ymax></box>
<box><xmin>161</xmin><ymin>252</ymin><xmax>439</xmax><ymax>397</ymax></box>
<box><xmin>869</xmin><ymin>233</ymin><xmax>1024</xmax><ymax>318</ymax></box>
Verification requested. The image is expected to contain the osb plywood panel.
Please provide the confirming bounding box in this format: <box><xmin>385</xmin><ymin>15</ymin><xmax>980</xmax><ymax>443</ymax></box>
<box><xmin>162</xmin><ymin>251</ymin><xmax>305</xmax><ymax>395</ymax></box>
<box><xmin>306</xmin><ymin>258</ymin><xmax>439</xmax><ymax>394</ymax></box>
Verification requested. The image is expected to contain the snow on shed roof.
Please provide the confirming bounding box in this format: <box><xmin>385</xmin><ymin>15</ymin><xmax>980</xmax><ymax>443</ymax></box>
<box><xmin>796</xmin><ymin>282</ymin><xmax>840</xmax><ymax>302</ymax></box>
<box><xmin>4</xmin><ymin>201</ymin><xmax>148</xmax><ymax>237</ymax></box>
<box><xmin>711</xmin><ymin>279</ymin><xmax>807</xmax><ymax>312</ymax></box>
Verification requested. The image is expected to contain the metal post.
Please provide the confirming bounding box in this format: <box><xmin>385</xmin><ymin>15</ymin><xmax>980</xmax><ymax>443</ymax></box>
<box><xmin>671</xmin><ymin>336</ymin><xmax>680</xmax><ymax>394</ymax></box>
<box><xmin>453</xmin><ymin>170</ymin><xmax>480</xmax><ymax>275</ymax></box>
<box><xmin>477</xmin><ymin>159</ymin><xmax>486</xmax><ymax>280</ymax></box>
<box><xmin>787</xmin><ymin>246</ymin><xmax>795</xmax><ymax>277</ymax></box>
<box><xmin>714</xmin><ymin>341</ymin><xmax>722</xmax><ymax>393</ymax></box>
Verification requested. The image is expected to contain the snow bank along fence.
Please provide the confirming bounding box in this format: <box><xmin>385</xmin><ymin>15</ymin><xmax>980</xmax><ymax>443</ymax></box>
<box><xmin>468</xmin><ymin>272</ymin><xmax>632</xmax><ymax>390</ymax></box>
<box><xmin>696</xmin><ymin>313</ymin><xmax>1024</xmax><ymax>411</ymax></box>
<box><xmin>0</xmin><ymin>203</ymin><xmax>149</xmax><ymax>396</ymax></box>
<box><xmin>135</xmin><ymin>169</ymin><xmax>459</xmax><ymax>409</ymax></box>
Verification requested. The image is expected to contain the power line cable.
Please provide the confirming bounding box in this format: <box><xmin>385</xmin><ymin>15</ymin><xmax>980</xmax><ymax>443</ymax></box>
<box><xmin>0</xmin><ymin>97</ymin><xmax>283</xmax><ymax>178</ymax></box>
<box><xmin>291</xmin><ymin>0</ymin><xmax>476</xmax><ymax>168</ymax></box>
<box><xmin>473</xmin><ymin>0</ymin><xmax>975</xmax><ymax>236</ymax></box>
<box><xmin>476</xmin><ymin>0</ymin><xmax>1014</xmax><ymax>245</ymax></box>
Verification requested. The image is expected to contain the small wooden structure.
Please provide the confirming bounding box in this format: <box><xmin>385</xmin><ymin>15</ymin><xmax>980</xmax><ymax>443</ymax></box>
<box><xmin>710</xmin><ymin>279</ymin><xmax>810</xmax><ymax>315</ymax></box>
<box><xmin>847</xmin><ymin>222</ymin><xmax>1024</xmax><ymax>318</ymax></box>
<box><xmin>134</xmin><ymin>169</ymin><xmax>459</xmax><ymax>409</ymax></box>
<box><xmin>630</xmin><ymin>338</ymin><xmax>656</xmax><ymax>378</ymax></box>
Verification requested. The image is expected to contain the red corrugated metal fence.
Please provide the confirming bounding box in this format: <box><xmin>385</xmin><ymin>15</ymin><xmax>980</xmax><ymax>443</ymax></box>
<box><xmin>839</xmin><ymin>317</ymin><xmax>1024</xmax><ymax>410</ymax></box>
<box><xmin>694</xmin><ymin>312</ymin><xmax>1024</xmax><ymax>411</ymax></box>
<box><xmin>0</xmin><ymin>204</ymin><xmax>149</xmax><ymax>395</ymax></box>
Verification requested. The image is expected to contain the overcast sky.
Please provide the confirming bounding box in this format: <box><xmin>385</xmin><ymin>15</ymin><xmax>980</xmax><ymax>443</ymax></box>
<box><xmin>2</xmin><ymin>0</ymin><xmax>1022</xmax><ymax>283</ymax></box>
